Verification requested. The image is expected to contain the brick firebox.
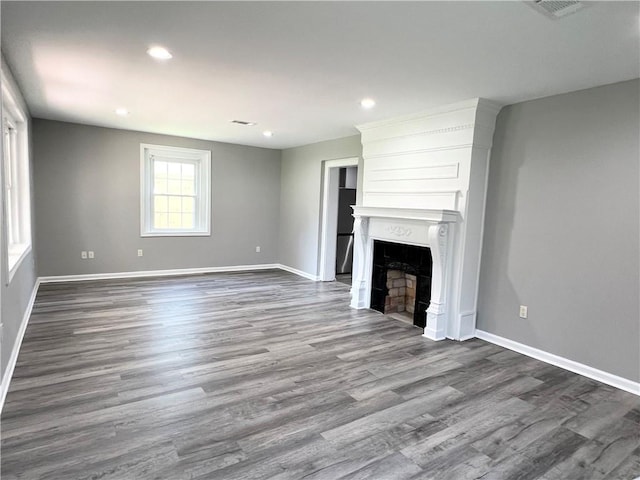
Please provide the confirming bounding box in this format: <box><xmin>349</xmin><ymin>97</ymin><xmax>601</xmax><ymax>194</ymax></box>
<box><xmin>384</xmin><ymin>270</ymin><xmax>417</xmax><ymax>316</ymax></box>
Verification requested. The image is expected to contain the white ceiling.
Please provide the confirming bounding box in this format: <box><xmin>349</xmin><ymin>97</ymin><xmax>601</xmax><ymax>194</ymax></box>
<box><xmin>2</xmin><ymin>1</ymin><xmax>639</xmax><ymax>149</ymax></box>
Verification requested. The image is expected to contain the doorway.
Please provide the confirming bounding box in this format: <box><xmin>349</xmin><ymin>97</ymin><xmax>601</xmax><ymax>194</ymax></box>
<box><xmin>319</xmin><ymin>157</ymin><xmax>359</xmax><ymax>282</ymax></box>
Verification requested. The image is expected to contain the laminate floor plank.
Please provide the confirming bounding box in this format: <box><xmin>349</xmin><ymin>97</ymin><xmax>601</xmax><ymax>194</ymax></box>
<box><xmin>2</xmin><ymin>270</ymin><xmax>638</xmax><ymax>479</ymax></box>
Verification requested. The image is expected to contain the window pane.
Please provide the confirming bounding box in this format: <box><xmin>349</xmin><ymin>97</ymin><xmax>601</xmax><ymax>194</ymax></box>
<box><xmin>4</xmin><ymin>129</ymin><xmax>13</xmax><ymax>189</ymax></box>
<box><xmin>153</xmin><ymin>160</ymin><xmax>168</xmax><ymax>194</ymax></box>
<box><xmin>168</xmin><ymin>179</ymin><xmax>181</xmax><ymax>195</ymax></box>
<box><xmin>5</xmin><ymin>195</ymin><xmax>13</xmax><ymax>243</ymax></box>
<box><xmin>182</xmin><ymin>179</ymin><xmax>195</xmax><ymax>195</ymax></box>
<box><xmin>154</xmin><ymin>195</ymin><xmax>168</xmax><ymax>213</ymax></box>
<box><xmin>154</xmin><ymin>178</ymin><xmax>167</xmax><ymax>194</ymax></box>
<box><xmin>168</xmin><ymin>213</ymin><xmax>181</xmax><ymax>228</ymax></box>
<box><xmin>4</xmin><ymin>128</ymin><xmax>14</xmax><ymax>244</ymax></box>
<box><xmin>182</xmin><ymin>163</ymin><xmax>195</xmax><ymax>179</ymax></box>
<box><xmin>168</xmin><ymin>196</ymin><xmax>182</xmax><ymax>213</ymax></box>
<box><xmin>154</xmin><ymin>161</ymin><xmax>168</xmax><ymax>178</ymax></box>
<box><xmin>167</xmin><ymin>162</ymin><xmax>181</xmax><ymax>179</ymax></box>
<box><xmin>182</xmin><ymin>213</ymin><xmax>194</xmax><ymax>229</ymax></box>
<box><xmin>154</xmin><ymin>212</ymin><xmax>168</xmax><ymax>229</ymax></box>
<box><xmin>182</xmin><ymin>197</ymin><xmax>194</xmax><ymax>213</ymax></box>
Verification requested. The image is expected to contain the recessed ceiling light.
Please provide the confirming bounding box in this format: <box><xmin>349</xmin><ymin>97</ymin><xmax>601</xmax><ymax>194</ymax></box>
<box><xmin>263</xmin><ymin>131</ymin><xmax>273</xmax><ymax>137</ymax></box>
<box><xmin>360</xmin><ymin>98</ymin><xmax>376</xmax><ymax>109</ymax></box>
<box><xmin>115</xmin><ymin>108</ymin><xmax>129</xmax><ymax>116</ymax></box>
<box><xmin>147</xmin><ymin>46</ymin><xmax>172</xmax><ymax>60</ymax></box>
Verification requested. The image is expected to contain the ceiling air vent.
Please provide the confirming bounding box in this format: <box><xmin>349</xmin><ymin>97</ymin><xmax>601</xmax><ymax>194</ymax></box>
<box><xmin>231</xmin><ymin>120</ymin><xmax>256</xmax><ymax>126</ymax></box>
<box><xmin>527</xmin><ymin>0</ymin><xmax>587</xmax><ymax>19</ymax></box>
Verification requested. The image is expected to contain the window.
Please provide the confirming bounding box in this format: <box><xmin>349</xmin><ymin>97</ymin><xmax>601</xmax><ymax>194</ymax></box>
<box><xmin>2</xmin><ymin>74</ymin><xmax>31</xmax><ymax>280</ymax></box>
<box><xmin>140</xmin><ymin>144</ymin><xmax>211</xmax><ymax>236</ymax></box>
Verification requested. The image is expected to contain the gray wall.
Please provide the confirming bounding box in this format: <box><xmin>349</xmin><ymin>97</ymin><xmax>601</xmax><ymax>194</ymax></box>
<box><xmin>478</xmin><ymin>79</ymin><xmax>640</xmax><ymax>382</ymax></box>
<box><xmin>279</xmin><ymin>135</ymin><xmax>362</xmax><ymax>276</ymax></box>
<box><xmin>33</xmin><ymin>120</ymin><xmax>281</xmax><ymax>276</ymax></box>
<box><xmin>1</xmin><ymin>57</ymin><xmax>38</xmax><ymax>382</ymax></box>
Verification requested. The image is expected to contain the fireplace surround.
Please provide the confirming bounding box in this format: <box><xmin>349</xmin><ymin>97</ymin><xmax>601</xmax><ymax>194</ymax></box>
<box><xmin>350</xmin><ymin>98</ymin><xmax>501</xmax><ymax>341</ymax></box>
<box><xmin>350</xmin><ymin>206</ymin><xmax>458</xmax><ymax>340</ymax></box>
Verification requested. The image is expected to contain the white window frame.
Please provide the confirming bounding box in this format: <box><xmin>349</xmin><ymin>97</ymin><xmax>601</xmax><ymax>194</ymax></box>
<box><xmin>140</xmin><ymin>143</ymin><xmax>211</xmax><ymax>237</ymax></box>
<box><xmin>2</xmin><ymin>73</ymin><xmax>31</xmax><ymax>282</ymax></box>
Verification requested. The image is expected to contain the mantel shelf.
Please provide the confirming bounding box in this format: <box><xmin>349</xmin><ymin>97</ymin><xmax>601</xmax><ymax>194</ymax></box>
<box><xmin>352</xmin><ymin>206</ymin><xmax>459</xmax><ymax>224</ymax></box>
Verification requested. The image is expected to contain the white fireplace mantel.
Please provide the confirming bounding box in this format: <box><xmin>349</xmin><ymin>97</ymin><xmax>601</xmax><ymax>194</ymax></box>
<box><xmin>350</xmin><ymin>206</ymin><xmax>459</xmax><ymax>341</ymax></box>
<box><xmin>352</xmin><ymin>206</ymin><xmax>459</xmax><ymax>224</ymax></box>
<box><xmin>350</xmin><ymin>98</ymin><xmax>501</xmax><ymax>342</ymax></box>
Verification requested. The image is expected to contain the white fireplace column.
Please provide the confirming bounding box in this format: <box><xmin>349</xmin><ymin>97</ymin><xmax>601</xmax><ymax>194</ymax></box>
<box><xmin>424</xmin><ymin>222</ymin><xmax>452</xmax><ymax>340</ymax></box>
<box><xmin>350</xmin><ymin>98</ymin><xmax>501</xmax><ymax>341</ymax></box>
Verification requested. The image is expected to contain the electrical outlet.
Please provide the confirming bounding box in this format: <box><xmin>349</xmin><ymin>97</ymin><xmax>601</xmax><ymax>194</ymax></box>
<box><xmin>138</xmin><ymin>249</ymin><xmax>143</xmax><ymax>257</ymax></box>
<box><xmin>81</xmin><ymin>251</ymin><xmax>88</xmax><ymax>259</ymax></box>
<box><xmin>519</xmin><ymin>305</ymin><xmax>528</xmax><ymax>319</ymax></box>
<box><xmin>255</xmin><ymin>246</ymin><xmax>261</xmax><ymax>253</ymax></box>
<box><xmin>88</xmin><ymin>251</ymin><xmax>95</xmax><ymax>259</ymax></box>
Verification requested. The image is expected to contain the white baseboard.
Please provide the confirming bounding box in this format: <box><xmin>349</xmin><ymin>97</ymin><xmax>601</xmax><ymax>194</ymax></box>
<box><xmin>0</xmin><ymin>278</ymin><xmax>40</xmax><ymax>412</ymax></box>
<box><xmin>475</xmin><ymin>329</ymin><xmax>640</xmax><ymax>396</ymax></box>
<box><xmin>276</xmin><ymin>264</ymin><xmax>320</xmax><ymax>281</ymax></box>
<box><xmin>38</xmin><ymin>264</ymin><xmax>282</xmax><ymax>283</ymax></box>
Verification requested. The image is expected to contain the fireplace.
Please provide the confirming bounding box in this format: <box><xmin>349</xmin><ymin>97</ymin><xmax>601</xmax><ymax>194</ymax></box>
<box><xmin>370</xmin><ymin>240</ymin><xmax>432</xmax><ymax>328</ymax></box>
<box><xmin>350</xmin><ymin>98</ymin><xmax>500</xmax><ymax>341</ymax></box>
<box><xmin>350</xmin><ymin>206</ymin><xmax>457</xmax><ymax>340</ymax></box>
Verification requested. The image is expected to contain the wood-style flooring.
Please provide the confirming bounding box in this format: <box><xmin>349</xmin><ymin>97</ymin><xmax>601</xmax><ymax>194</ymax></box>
<box><xmin>2</xmin><ymin>270</ymin><xmax>639</xmax><ymax>479</ymax></box>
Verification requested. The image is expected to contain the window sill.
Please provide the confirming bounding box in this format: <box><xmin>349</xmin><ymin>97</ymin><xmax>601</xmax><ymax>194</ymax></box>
<box><xmin>8</xmin><ymin>243</ymin><xmax>31</xmax><ymax>283</ymax></box>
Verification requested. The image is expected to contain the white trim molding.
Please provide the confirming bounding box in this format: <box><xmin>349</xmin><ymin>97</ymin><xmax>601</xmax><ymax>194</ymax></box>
<box><xmin>38</xmin><ymin>264</ymin><xmax>321</xmax><ymax>284</ymax></box>
<box><xmin>319</xmin><ymin>157</ymin><xmax>359</xmax><ymax>282</ymax></box>
<box><xmin>277</xmin><ymin>264</ymin><xmax>320</xmax><ymax>282</ymax></box>
<box><xmin>476</xmin><ymin>329</ymin><xmax>640</xmax><ymax>396</ymax></box>
<box><xmin>0</xmin><ymin>278</ymin><xmax>40</xmax><ymax>412</ymax></box>
<box><xmin>39</xmin><ymin>264</ymin><xmax>283</xmax><ymax>283</ymax></box>
<box><xmin>140</xmin><ymin>143</ymin><xmax>212</xmax><ymax>237</ymax></box>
